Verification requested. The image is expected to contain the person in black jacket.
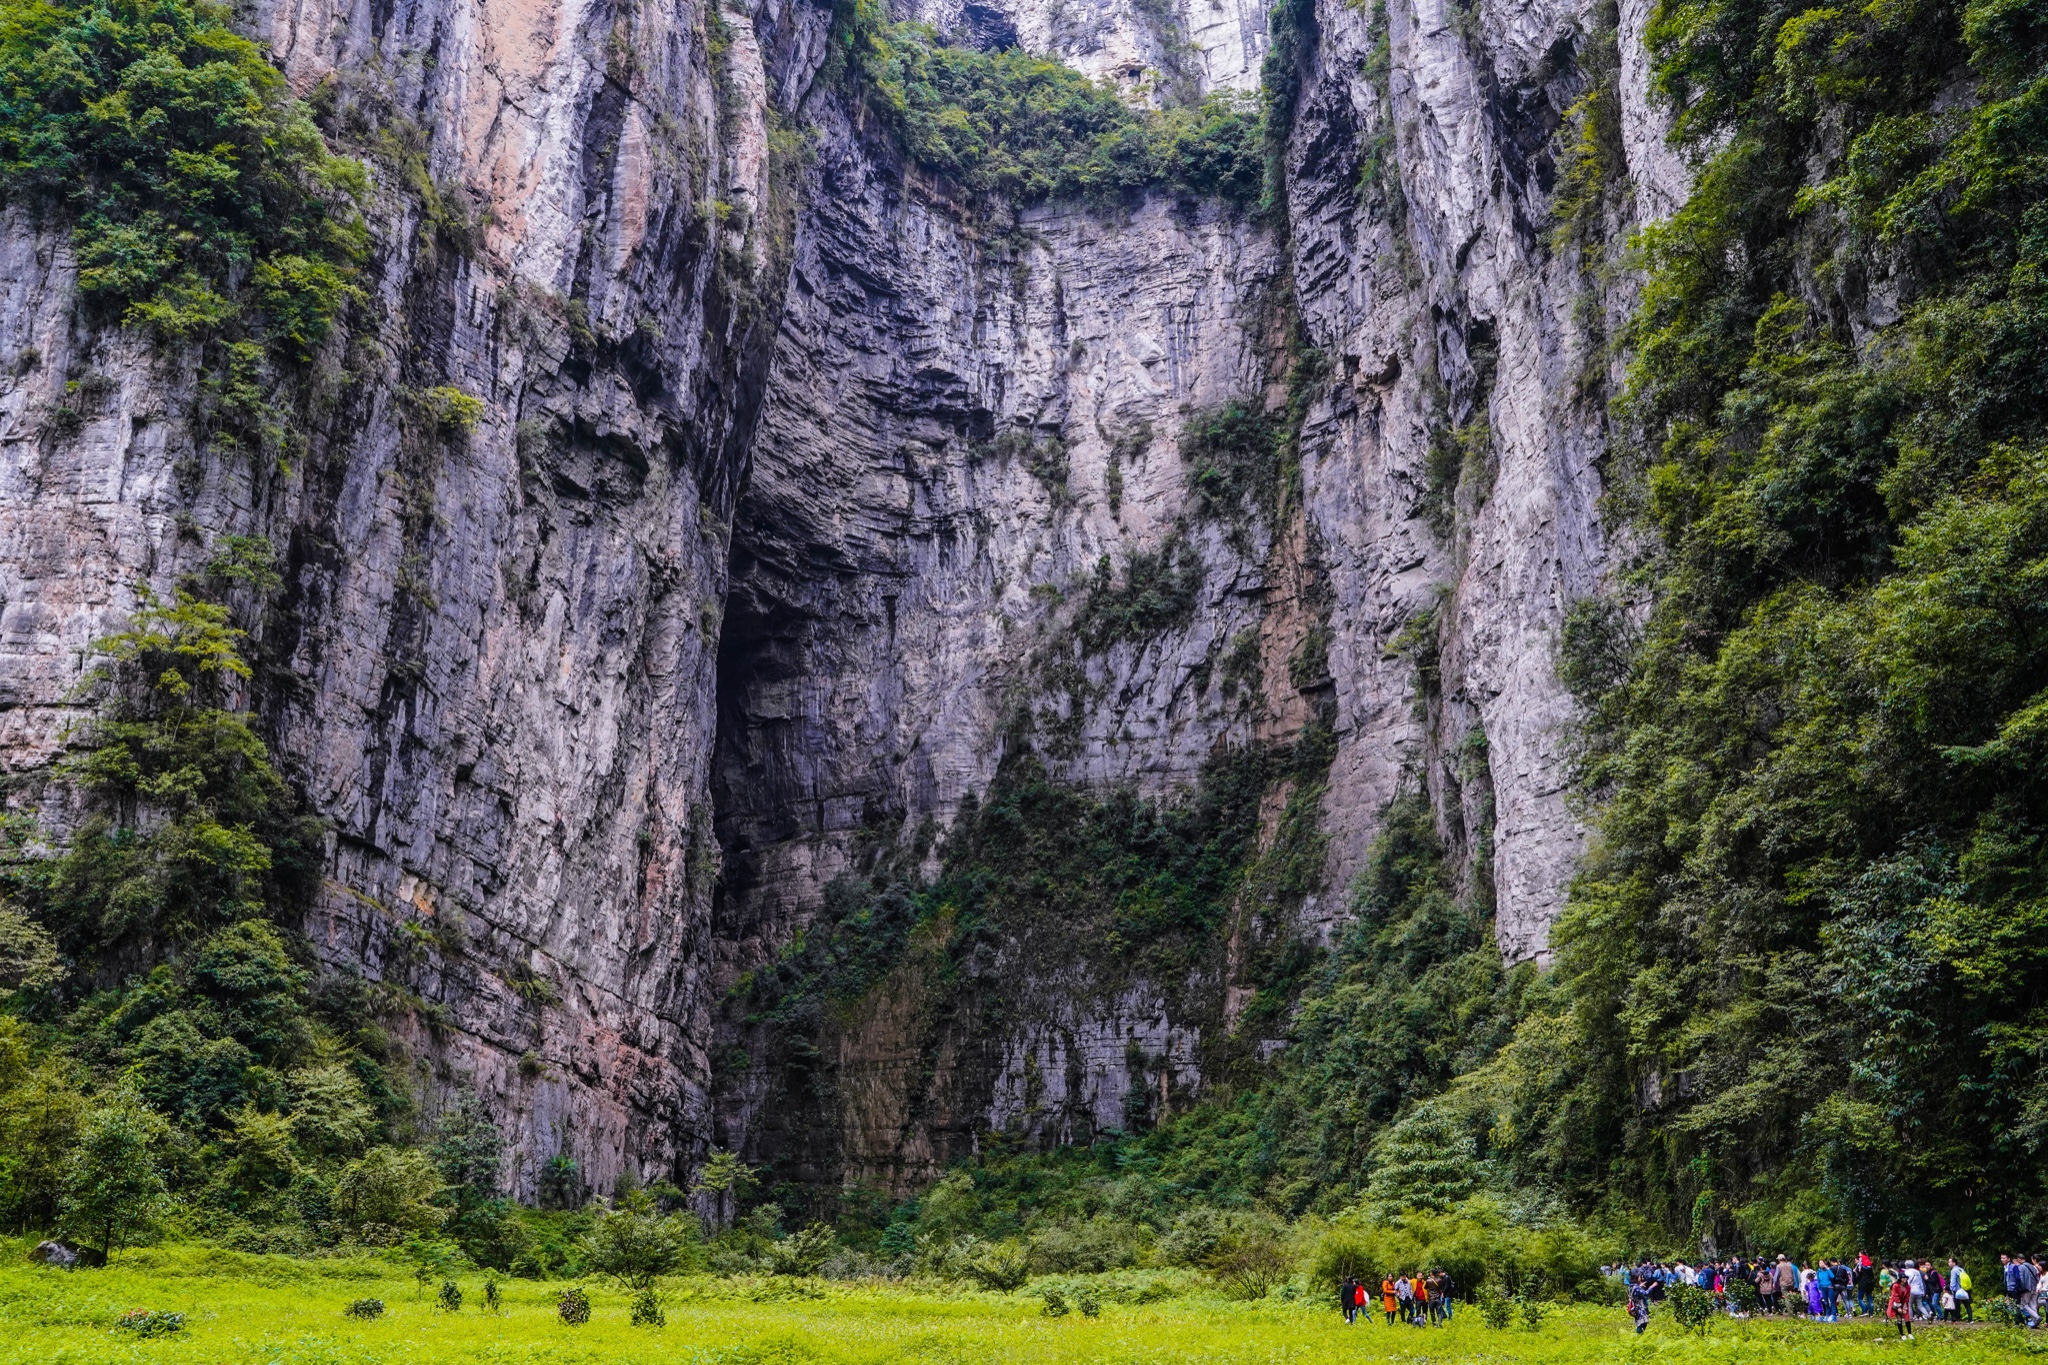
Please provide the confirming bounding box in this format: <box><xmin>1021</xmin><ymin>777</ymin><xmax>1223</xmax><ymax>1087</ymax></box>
<box><xmin>1341</xmin><ymin>1276</ymin><xmax>1359</xmax><ymax>1325</ymax></box>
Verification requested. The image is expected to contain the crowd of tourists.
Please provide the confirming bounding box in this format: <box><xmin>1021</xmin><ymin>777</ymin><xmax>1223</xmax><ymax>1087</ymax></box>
<box><xmin>1337</xmin><ymin>1271</ymin><xmax>1456</xmax><ymax>1326</ymax></box>
<box><xmin>1610</xmin><ymin>1252</ymin><xmax>2047</xmax><ymax>1336</ymax></box>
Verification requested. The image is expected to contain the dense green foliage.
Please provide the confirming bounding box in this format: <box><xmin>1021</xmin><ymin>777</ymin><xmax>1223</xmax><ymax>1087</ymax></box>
<box><xmin>832</xmin><ymin>2</ymin><xmax>1263</xmax><ymax>206</ymax></box>
<box><xmin>0</xmin><ymin>0</ymin><xmax>363</xmax><ymax>349</ymax></box>
<box><xmin>1535</xmin><ymin>0</ymin><xmax>2048</xmax><ymax>1251</ymax></box>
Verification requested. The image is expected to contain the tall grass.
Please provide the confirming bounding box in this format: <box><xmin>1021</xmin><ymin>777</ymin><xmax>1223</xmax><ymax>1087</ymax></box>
<box><xmin>0</xmin><ymin>1239</ymin><xmax>2035</xmax><ymax>1365</ymax></box>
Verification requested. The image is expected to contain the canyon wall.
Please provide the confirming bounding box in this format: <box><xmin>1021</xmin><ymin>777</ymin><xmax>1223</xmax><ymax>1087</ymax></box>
<box><xmin>0</xmin><ymin>0</ymin><xmax>1680</xmax><ymax>1191</ymax></box>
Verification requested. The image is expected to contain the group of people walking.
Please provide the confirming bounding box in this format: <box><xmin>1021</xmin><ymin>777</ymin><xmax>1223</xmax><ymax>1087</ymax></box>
<box><xmin>1613</xmin><ymin>1251</ymin><xmax>2047</xmax><ymax>1335</ymax></box>
<box><xmin>1338</xmin><ymin>1271</ymin><xmax>1455</xmax><ymax>1326</ymax></box>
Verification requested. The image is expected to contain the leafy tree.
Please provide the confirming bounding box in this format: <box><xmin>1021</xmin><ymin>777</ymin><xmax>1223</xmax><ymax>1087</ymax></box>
<box><xmin>41</xmin><ymin>590</ymin><xmax>307</xmax><ymax>952</ymax></box>
<box><xmin>690</xmin><ymin>1149</ymin><xmax>756</xmax><ymax>1227</ymax></box>
<box><xmin>60</xmin><ymin>1086</ymin><xmax>167</xmax><ymax>1254</ymax></box>
<box><xmin>1207</xmin><ymin>1216</ymin><xmax>1292</xmax><ymax>1299</ymax></box>
<box><xmin>286</xmin><ymin>1064</ymin><xmax>376</xmax><ymax>1156</ymax></box>
<box><xmin>334</xmin><ymin>1146</ymin><xmax>445</xmax><ymax>1239</ymax></box>
<box><xmin>537</xmin><ymin>1153</ymin><xmax>585</xmax><ymax>1211</ymax></box>
<box><xmin>0</xmin><ymin>1017</ymin><xmax>82</xmax><ymax>1229</ymax></box>
<box><xmin>1363</xmin><ymin>1102</ymin><xmax>1480</xmax><ymax>1217</ymax></box>
<box><xmin>582</xmin><ymin>1189</ymin><xmax>696</xmax><ymax>1288</ymax></box>
<box><xmin>0</xmin><ymin>901</ymin><xmax>60</xmax><ymax>994</ymax></box>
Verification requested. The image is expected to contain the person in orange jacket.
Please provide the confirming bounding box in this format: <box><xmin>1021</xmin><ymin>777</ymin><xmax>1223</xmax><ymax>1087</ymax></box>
<box><xmin>1381</xmin><ymin>1274</ymin><xmax>1399</xmax><ymax>1324</ymax></box>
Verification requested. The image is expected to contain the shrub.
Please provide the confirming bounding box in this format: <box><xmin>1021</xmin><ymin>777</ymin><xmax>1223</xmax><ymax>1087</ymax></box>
<box><xmin>1076</xmin><ymin>1287</ymin><xmax>1101</xmax><ymax>1318</ymax></box>
<box><xmin>114</xmin><ymin>1308</ymin><xmax>183</xmax><ymax>1336</ymax></box>
<box><xmin>1208</xmin><ymin>1221</ymin><xmax>1292</xmax><ymax>1300</ymax></box>
<box><xmin>343</xmin><ymin>1298</ymin><xmax>385</xmax><ymax>1320</ymax></box>
<box><xmin>629</xmin><ymin>1287</ymin><xmax>665</xmax><ymax>1327</ymax></box>
<box><xmin>437</xmin><ymin>1279</ymin><xmax>462</xmax><ymax>1312</ymax></box>
<box><xmin>1669</xmin><ymin>1282</ymin><xmax>1716</xmax><ymax>1331</ymax></box>
<box><xmin>481</xmin><ymin>1275</ymin><xmax>502</xmax><ymax>1314</ymax></box>
<box><xmin>1479</xmin><ymin>1283</ymin><xmax>1514</xmax><ymax>1329</ymax></box>
<box><xmin>419</xmin><ymin>385</ymin><xmax>485</xmax><ymax>437</ymax></box>
<box><xmin>1982</xmin><ymin>1296</ymin><xmax>2022</xmax><ymax>1327</ymax></box>
<box><xmin>1041</xmin><ymin>1288</ymin><xmax>1069</xmax><ymax>1317</ymax></box>
<box><xmin>1516</xmin><ymin>1293</ymin><xmax>1548</xmax><ymax>1330</ymax></box>
<box><xmin>962</xmin><ymin>1241</ymin><xmax>1030</xmax><ymax>1291</ymax></box>
<box><xmin>764</xmin><ymin>1222</ymin><xmax>835</xmax><ymax>1277</ymax></box>
<box><xmin>844</xmin><ymin>21</ymin><xmax>1263</xmax><ymax>207</ymax></box>
<box><xmin>557</xmin><ymin>1286</ymin><xmax>590</xmax><ymax>1324</ymax></box>
<box><xmin>581</xmin><ymin>1189</ymin><xmax>696</xmax><ymax>1288</ymax></box>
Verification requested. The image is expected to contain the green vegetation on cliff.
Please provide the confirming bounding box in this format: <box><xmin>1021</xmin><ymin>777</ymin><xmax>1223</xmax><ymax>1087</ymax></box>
<box><xmin>0</xmin><ymin>0</ymin><xmax>364</xmax><ymax>350</ymax></box>
<box><xmin>1539</xmin><ymin>0</ymin><xmax>2048</xmax><ymax>1249</ymax></box>
<box><xmin>780</xmin><ymin>0</ymin><xmax>2048</xmax><ymax>1266</ymax></box>
<box><xmin>829</xmin><ymin>0</ymin><xmax>1264</xmax><ymax>206</ymax></box>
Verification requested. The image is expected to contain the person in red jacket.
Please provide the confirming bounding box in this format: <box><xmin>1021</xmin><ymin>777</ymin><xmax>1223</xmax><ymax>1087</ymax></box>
<box><xmin>1887</xmin><ymin>1267</ymin><xmax>1915</xmax><ymax>1339</ymax></box>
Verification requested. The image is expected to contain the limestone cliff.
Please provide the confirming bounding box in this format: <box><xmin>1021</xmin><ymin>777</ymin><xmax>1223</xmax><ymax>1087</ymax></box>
<box><xmin>0</xmin><ymin>0</ymin><xmax>1680</xmax><ymax>1193</ymax></box>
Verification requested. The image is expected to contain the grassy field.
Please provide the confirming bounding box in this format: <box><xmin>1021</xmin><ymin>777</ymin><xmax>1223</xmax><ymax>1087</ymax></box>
<box><xmin>0</xmin><ymin>1244</ymin><xmax>2040</xmax><ymax>1365</ymax></box>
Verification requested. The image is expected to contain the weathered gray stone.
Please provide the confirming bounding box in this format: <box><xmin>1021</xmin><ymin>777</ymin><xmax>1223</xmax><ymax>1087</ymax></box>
<box><xmin>0</xmin><ymin>0</ymin><xmax>1678</xmax><ymax>1186</ymax></box>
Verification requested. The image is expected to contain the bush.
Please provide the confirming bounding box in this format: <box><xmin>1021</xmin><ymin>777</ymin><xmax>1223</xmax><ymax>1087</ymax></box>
<box><xmin>1516</xmin><ymin>1293</ymin><xmax>1548</xmax><ymax>1330</ymax></box>
<box><xmin>846</xmin><ymin>21</ymin><xmax>1263</xmax><ymax>206</ymax></box>
<box><xmin>335</xmin><ymin>1147</ymin><xmax>445</xmax><ymax>1238</ymax></box>
<box><xmin>557</xmin><ymin>1286</ymin><xmax>590</xmax><ymax>1325</ymax></box>
<box><xmin>764</xmin><ymin>1222</ymin><xmax>835</xmax><ymax>1277</ymax></box>
<box><xmin>629</xmin><ymin>1287</ymin><xmax>665</xmax><ymax>1327</ymax></box>
<box><xmin>1314</xmin><ymin>1200</ymin><xmax>1610</xmax><ymax>1302</ymax></box>
<box><xmin>1076</xmin><ymin>1287</ymin><xmax>1101</xmax><ymax>1318</ymax></box>
<box><xmin>581</xmin><ymin>1190</ymin><xmax>697</xmax><ymax>1287</ymax></box>
<box><xmin>1670</xmin><ymin>1282</ymin><xmax>1716</xmax><ymax>1331</ymax></box>
<box><xmin>1208</xmin><ymin>1221</ymin><xmax>1292</xmax><ymax>1300</ymax></box>
<box><xmin>1041</xmin><ymin>1288</ymin><xmax>1069</xmax><ymax>1317</ymax></box>
<box><xmin>437</xmin><ymin>1280</ymin><xmax>462</xmax><ymax>1312</ymax></box>
<box><xmin>1026</xmin><ymin>1216</ymin><xmax>1145</xmax><ymax>1274</ymax></box>
<box><xmin>1479</xmin><ymin>1283</ymin><xmax>1515</xmax><ymax>1329</ymax></box>
<box><xmin>343</xmin><ymin>1299</ymin><xmax>385</xmax><ymax>1320</ymax></box>
<box><xmin>114</xmin><ymin>1308</ymin><xmax>183</xmax><ymax>1336</ymax></box>
<box><xmin>962</xmin><ymin>1241</ymin><xmax>1030</xmax><ymax>1291</ymax></box>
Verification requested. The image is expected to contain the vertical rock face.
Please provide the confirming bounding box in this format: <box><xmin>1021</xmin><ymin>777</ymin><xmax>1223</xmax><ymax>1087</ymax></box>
<box><xmin>0</xmin><ymin>0</ymin><xmax>810</xmax><ymax>1194</ymax></box>
<box><xmin>0</xmin><ymin>0</ymin><xmax>1676</xmax><ymax>1187</ymax></box>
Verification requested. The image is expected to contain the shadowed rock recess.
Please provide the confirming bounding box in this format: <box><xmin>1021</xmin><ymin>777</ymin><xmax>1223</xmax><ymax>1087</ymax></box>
<box><xmin>0</xmin><ymin>0</ymin><xmax>1677</xmax><ymax>1195</ymax></box>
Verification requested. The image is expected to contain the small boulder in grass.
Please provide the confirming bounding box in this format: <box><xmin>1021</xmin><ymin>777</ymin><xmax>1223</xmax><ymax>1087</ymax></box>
<box><xmin>344</xmin><ymin>1299</ymin><xmax>386</xmax><ymax>1320</ymax></box>
<box><xmin>115</xmin><ymin>1309</ymin><xmax>185</xmax><ymax>1337</ymax></box>
<box><xmin>30</xmin><ymin>1240</ymin><xmax>103</xmax><ymax>1269</ymax></box>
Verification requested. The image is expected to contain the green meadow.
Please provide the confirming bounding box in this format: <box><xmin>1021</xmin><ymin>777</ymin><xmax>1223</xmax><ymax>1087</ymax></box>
<box><xmin>0</xmin><ymin>1245</ymin><xmax>2038</xmax><ymax>1365</ymax></box>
